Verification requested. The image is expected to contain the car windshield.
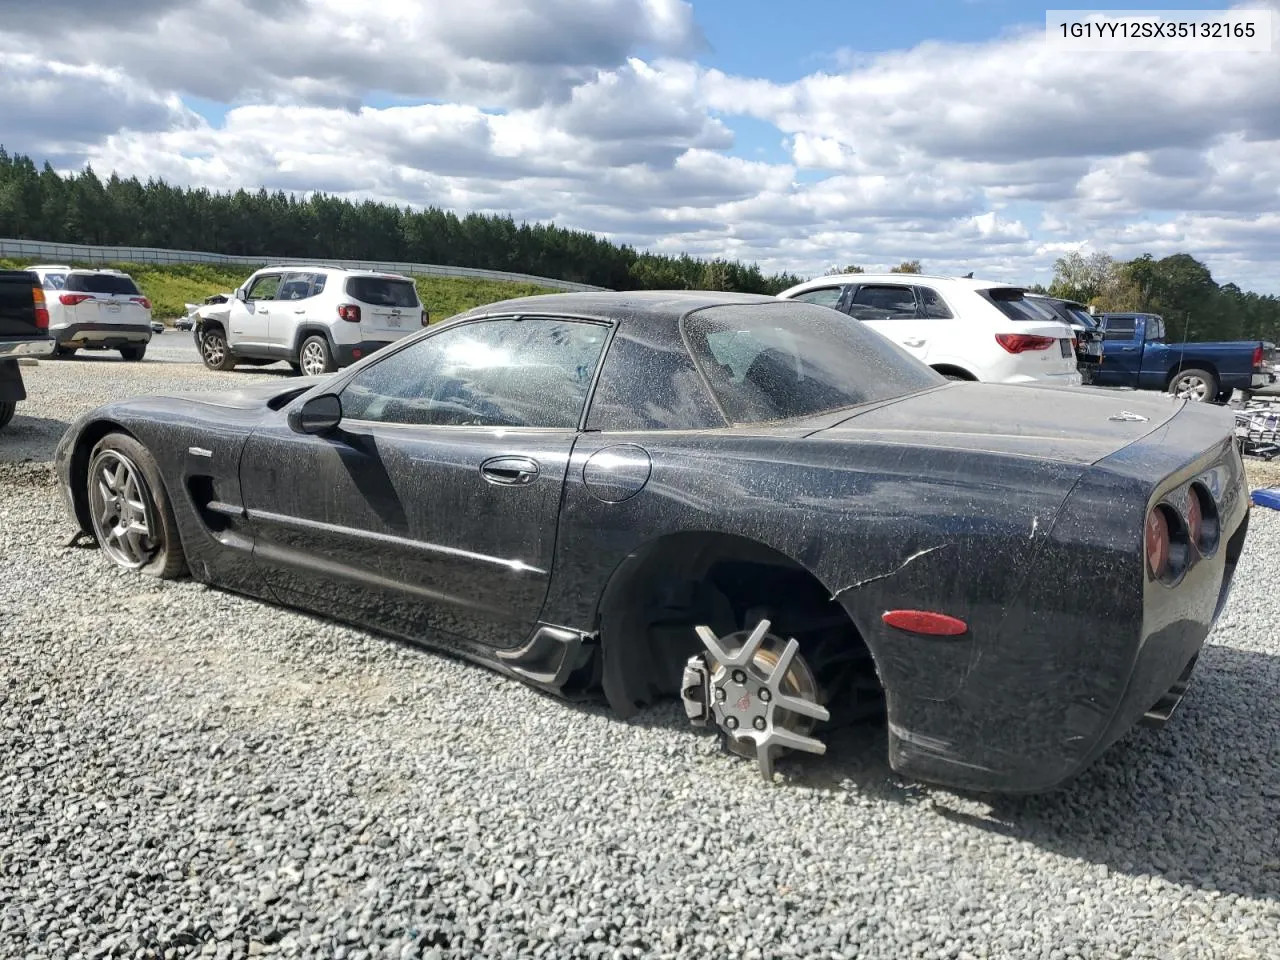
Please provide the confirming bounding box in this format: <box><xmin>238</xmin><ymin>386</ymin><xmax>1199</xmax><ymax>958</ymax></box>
<box><xmin>682</xmin><ymin>301</ymin><xmax>944</xmax><ymax>424</ymax></box>
<box><xmin>64</xmin><ymin>273</ymin><xmax>141</xmax><ymax>295</ymax></box>
<box><xmin>345</xmin><ymin>276</ymin><xmax>419</xmax><ymax>307</ymax></box>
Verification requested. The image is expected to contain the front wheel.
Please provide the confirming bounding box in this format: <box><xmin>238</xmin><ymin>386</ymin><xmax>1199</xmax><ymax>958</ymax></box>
<box><xmin>200</xmin><ymin>328</ymin><xmax>237</xmax><ymax>371</ymax></box>
<box><xmin>119</xmin><ymin>344</ymin><xmax>146</xmax><ymax>362</ymax></box>
<box><xmin>85</xmin><ymin>433</ymin><xmax>187</xmax><ymax>579</ymax></box>
<box><xmin>1169</xmin><ymin>368</ymin><xmax>1218</xmax><ymax>402</ymax></box>
<box><xmin>0</xmin><ymin>400</ymin><xmax>14</xmax><ymax>430</ymax></box>
<box><xmin>298</xmin><ymin>335</ymin><xmax>336</xmax><ymax>376</ymax></box>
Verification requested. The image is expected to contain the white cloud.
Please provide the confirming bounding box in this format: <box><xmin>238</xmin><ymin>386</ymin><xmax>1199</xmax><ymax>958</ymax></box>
<box><xmin>1</xmin><ymin>0</ymin><xmax>1278</xmax><ymax>292</ymax></box>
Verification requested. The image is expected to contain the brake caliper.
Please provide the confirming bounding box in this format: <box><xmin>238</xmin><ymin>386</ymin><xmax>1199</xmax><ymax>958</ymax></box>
<box><xmin>680</xmin><ymin>618</ymin><xmax>830</xmax><ymax>781</ymax></box>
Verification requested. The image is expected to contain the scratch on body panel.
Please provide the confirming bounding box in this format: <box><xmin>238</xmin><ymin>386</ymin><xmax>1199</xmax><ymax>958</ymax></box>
<box><xmin>830</xmin><ymin>544</ymin><xmax>951</xmax><ymax>601</ymax></box>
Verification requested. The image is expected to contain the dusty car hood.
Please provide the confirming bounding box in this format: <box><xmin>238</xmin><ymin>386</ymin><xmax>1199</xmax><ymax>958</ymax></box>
<box><xmin>815</xmin><ymin>382</ymin><xmax>1188</xmax><ymax>465</ymax></box>
<box><xmin>169</xmin><ymin>376</ymin><xmax>330</xmax><ymax>410</ymax></box>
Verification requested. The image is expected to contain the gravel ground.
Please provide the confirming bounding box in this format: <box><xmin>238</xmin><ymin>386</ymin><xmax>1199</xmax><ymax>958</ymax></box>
<box><xmin>3</xmin><ymin>356</ymin><xmax>1279</xmax><ymax>960</ymax></box>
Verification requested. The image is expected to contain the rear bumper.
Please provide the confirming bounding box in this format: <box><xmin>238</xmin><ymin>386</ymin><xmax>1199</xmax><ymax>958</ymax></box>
<box><xmin>333</xmin><ymin>339</ymin><xmax>394</xmax><ymax>367</ymax></box>
<box><xmin>1251</xmin><ymin>371</ymin><xmax>1275</xmax><ymax>389</ymax></box>
<box><xmin>53</xmin><ymin>323</ymin><xmax>152</xmax><ymax>348</ymax></box>
<box><xmin>0</xmin><ymin>337</ymin><xmax>55</xmax><ymax>359</ymax></box>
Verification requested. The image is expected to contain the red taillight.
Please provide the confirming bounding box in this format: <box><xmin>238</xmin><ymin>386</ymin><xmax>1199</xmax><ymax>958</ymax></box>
<box><xmin>32</xmin><ymin>287</ymin><xmax>49</xmax><ymax>329</ymax></box>
<box><xmin>421</xmin><ymin>309</ymin><xmax>430</xmax><ymax>327</ymax></box>
<box><xmin>995</xmin><ymin>333</ymin><xmax>1057</xmax><ymax>354</ymax></box>
<box><xmin>338</xmin><ymin>304</ymin><xmax>361</xmax><ymax>323</ymax></box>
<box><xmin>60</xmin><ymin>293</ymin><xmax>92</xmax><ymax>306</ymax></box>
<box><xmin>1252</xmin><ymin>344</ymin><xmax>1264</xmax><ymax>368</ymax></box>
<box><xmin>1145</xmin><ymin>506</ymin><xmax>1170</xmax><ymax>579</ymax></box>
<box><xmin>132</xmin><ymin>296</ymin><xmax>152</xmax><ymax>310</ymax></box>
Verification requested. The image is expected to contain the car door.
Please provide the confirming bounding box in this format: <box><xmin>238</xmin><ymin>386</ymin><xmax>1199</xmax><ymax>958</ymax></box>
<box><xmin>239</xmin><ymin>315</ymin><xmax>611</xmax><ymax>653</ymax></box>
<box><xmin>270</xmin><ymin>272</ymin><xmax>321</xmax><ymax>351</ymax></box>
<box><xmin>229</xmin><ymin>273</ymin><xmax>281</xmax><ymax>350</ymax></box>
<box><xmin>843</xmin><ymin>284</ymin><xmax>929</xmax><ymax>362</ymax></box>
<box><xmin>1095</xmin><ymin>315</ymin><xmax>1141</xmax><ymax>387</ymax></box>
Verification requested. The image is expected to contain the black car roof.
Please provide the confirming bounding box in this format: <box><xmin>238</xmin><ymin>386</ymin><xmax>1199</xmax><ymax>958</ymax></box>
<box><xmin>455</xmin><ymin>290</ymin><xmax>784</xmax><ymax>332</ymax></box>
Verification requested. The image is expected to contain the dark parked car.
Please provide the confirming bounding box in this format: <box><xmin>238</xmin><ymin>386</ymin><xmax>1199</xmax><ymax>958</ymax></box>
<box><xmin>1025</xmin><ymin>293</ymin><xmax>1103</xmax><ymax>380</ymax></box>
<box><xmin>54</xmin><ymin>291</ymin><xmax>1250</xmax><ymax>792</ymax></box>
<box><xmin>1095</xmin><ymin>312</ymin><xmax>1276</xmax><ymax>401</ymax></box>
<box><xmin>0</xmin><ymin>269</ymin><xmax>55</xmax><ymax>429</ymax></box>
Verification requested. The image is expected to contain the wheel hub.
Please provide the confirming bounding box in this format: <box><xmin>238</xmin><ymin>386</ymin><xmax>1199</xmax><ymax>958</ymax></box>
<box><xmin>88</xmin><ymin>451</ymin><xmax>158</xmax><ymax>570</ymax></box>
<box><xmin>681</xmin><ymin>619</ymin><xmax>830</xmax><ymax>780</ymax></box>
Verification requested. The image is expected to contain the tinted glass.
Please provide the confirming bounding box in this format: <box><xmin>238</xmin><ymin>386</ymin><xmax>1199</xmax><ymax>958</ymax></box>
<box><xmin>1103</xmin><ymin>317</ymin><xmax>1137</xmax><ymax>340</ymax></box>
<box><xmin>279</xmin><ymin>273</ymin><xmax>318</xmax><ymax>300</ymax></box>
<box><xmin>683</xmin><ymin>302</ymin><xmax>944</xmax><ymax>424</ymax></box>
<box><xmin>851</xmin><ymin>285</ymin><xmax>917</xmax><ymax>317</ymax></box>
<box><xmin>1065</xmin><ymin>306</ymin><xmax>1098</xmax><ymax>329</ymax></box>
<box><xmin>978</xmin><ymin>287</ymin><xmax>1049</xmax><ymax>322</ymax></box>
<box><xmin>63</xmin><ymin>273</ymin><xmax>141</xmax><ymax>295</ymax></box>
<box><xmin>918</xmin><ymin>286</ymin><xmax>953</xmax><ymax>319</ymax></box>
<box><xmin>340</xmin><ymin>317</ymin><xmax>607</xmax><ymax>429</ymax></box>
<box><xmin>41</xmin><ymin>273</ymin><xmax>67</xmax><ymax>291</ymax></box>
<box><xmin>791</xmin><ymin>287</ymin><xmax>844</xmax><ymax>308</ymax></box>
<box><xmin>247</xmin><ymin>274</ymin><xmax>281</xmax><ymax>300</ymax></box>
<box><xmin>346</xmin><ymin>277</ymin><xmax>419</xmax><ymax>307</ymax></box>
<box><xmin>587</xmin><ymin>328</ymin><xmax>725</xmax><ymax>431</ymax></box>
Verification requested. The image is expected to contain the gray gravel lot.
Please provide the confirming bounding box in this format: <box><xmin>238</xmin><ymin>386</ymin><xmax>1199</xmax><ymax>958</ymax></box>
<box><xmin>2</xmin><ymin>355</ymin><xmax>1279</xmax><ymax>959</ymax></box>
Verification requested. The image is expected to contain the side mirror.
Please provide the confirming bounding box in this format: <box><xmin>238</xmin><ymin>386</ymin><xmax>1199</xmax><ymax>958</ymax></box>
<box><xmin>235</xmin><ymin>287</ymin><xmax>248</xmax><ymax>302</ymax></box>
<box><xmin>287</xmin><ymin>393</ymin><xmax>343</xmax><ymax>435</ymax></box>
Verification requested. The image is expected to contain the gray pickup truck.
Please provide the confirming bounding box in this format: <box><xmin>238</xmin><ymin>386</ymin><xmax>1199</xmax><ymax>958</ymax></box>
<box><xmin>0</xmin><ymin>269</ymin><xmax>56</xmax><ymax>429</ymax></box>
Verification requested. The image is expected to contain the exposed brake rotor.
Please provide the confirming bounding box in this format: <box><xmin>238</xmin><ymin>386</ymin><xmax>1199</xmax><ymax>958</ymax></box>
<box><xmin>680</xmin><ymin>618</ymin><xmax>830</xmax><ymax>780</ymax></box>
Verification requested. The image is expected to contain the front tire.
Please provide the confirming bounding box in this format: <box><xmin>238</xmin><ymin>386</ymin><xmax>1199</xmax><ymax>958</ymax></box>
<box><xmin>0</xmin><ymin>400</ymin><xmax>14</xmax><ymax>430</ymax></box>
<box><xmin>200</xmin><ymin>327</ymin><xmax>237</xmax><ymax>371</ymax></box>
<box><xmin>85</xmin><ymin>433</ymin><xmax>187</xmax><ymax>579</ymax></box>
<box><xmin>119</xmin><ymin>344</ymin><xmax>146</xmax><ymax>362</ymax></box>
<box><xmin>298</xmin><ymin>335</ymin><xmax>336</xmax><ymax>376</ymax></box>
<box><xmin>1169</xmin><ymin>367</ymin><xmax>1218</xmax><ymax>402</ymax></box>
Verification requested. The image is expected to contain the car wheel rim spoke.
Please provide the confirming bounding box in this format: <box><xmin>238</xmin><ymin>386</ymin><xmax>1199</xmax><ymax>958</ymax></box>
<box><xmin>88</xmin><ymin>450</ymin><xmax>159</xmax><ymax>570</ymax></box>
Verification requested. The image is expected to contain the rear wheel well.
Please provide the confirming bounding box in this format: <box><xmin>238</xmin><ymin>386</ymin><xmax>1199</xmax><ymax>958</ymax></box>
<box><xmin>290</xmin><ymin>324</ymin><xmax>336</xmax><ymax>362</ymax></box>
<box><xmin>931</xmin><ymin>364</ymin><xmax>976</xmax><ymax>381</ymax></box>
<box><xmin>596</xmin><ymin>532</ymin><xmax>884</xmax><ymax>723</ymax></box>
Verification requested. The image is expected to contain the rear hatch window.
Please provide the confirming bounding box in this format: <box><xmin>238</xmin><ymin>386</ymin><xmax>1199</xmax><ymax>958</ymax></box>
<box><xmin>978</xmin><ymin>287</ymin><xmax>1059</xmax><ymax>322</ymax></box>
<box><xmin>345</xmin><ymin>277</ymin><xmax>419</xmax><ymax>307</ymax></box>
<box><xmin>64</xmin><ymin>273</ymin><xmax>142</xmax><ymax>295</ymax></box>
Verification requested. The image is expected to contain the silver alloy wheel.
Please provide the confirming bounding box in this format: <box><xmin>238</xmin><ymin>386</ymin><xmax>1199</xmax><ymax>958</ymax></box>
<box><xmin>88</xmin><ymin>451</ymin><xmax>159</xmax><ymax>570</ymax></box>
<box><xmin>1172</xmin><ymin>373</ymin><xmax>1210</xmax><ymax>401</ymax></box>
<box><xmin>202</xmin><ymin>333</ymin><xmax>226</xmax><ymax>366</ymax></box>
<box><xmin>300</xmin><ymin>339</ymin><xmax>328</xmax><ymax>376</ymax></box>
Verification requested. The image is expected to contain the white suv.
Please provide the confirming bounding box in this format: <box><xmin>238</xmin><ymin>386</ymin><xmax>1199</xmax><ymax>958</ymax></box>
<box><xmin>196</xmin><ymin>266</ymin><xmax>428</xmax><ymax>375</ymax></box>
<box><xmin>777</xmin><ymin>274</ymin><xmax>1082</xmax><ymax>386</ymax></box>
<box><xmin>28</xmin><ymin>265</ymin><xmax>153</xmax><ymax>361</ymax></box>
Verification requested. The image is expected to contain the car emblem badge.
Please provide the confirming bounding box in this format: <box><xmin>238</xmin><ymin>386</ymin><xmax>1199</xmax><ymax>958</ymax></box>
<box><xmin>1109</xmin><ymin>411</ymin><xmax>1149</xmax><ymax>422</ymax></box>
<box><xmin>734</xmin><ymin>691</ymin><xmax>752</xmax><ymax>711</ymax></box>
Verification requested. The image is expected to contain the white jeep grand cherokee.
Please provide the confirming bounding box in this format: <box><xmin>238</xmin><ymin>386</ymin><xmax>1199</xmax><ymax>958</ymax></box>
<box><xmin>196</xmin><ymin>266</ymin><xmax>428</xmax><ymax>375</ymax></box>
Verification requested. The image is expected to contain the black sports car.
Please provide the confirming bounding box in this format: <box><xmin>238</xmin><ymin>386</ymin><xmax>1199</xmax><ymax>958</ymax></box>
<box><xmin>54</xmin><ymin>291</ymin><xmax>1251</xmax><ymax>792</ymax></box>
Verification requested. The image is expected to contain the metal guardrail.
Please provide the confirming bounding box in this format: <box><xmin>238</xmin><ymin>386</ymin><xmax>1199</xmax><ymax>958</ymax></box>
<box><xmin>0</xmin><ymin>238</ymin><xmax>609</xmax><ymax>293</ymax></box>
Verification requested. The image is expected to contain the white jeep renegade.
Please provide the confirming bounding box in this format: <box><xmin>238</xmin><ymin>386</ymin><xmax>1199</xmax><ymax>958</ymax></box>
<box><xmin>196</xmin><ymin>266</ymin><xmax>428</xmax><ymax>375</ymax></box>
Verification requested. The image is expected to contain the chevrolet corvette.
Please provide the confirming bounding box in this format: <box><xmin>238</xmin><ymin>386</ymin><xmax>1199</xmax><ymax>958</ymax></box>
<box><xmin>54</xmin><ymin>291</ymin><xmax>1251</xmax><ymax>791</ymax></box>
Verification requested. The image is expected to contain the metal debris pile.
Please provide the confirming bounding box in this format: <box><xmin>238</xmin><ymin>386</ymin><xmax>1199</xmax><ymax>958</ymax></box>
<box><xmin>1232</xmin><ymin>396</ymin><xmax>1280</xmax><ymax>460</ymax></box>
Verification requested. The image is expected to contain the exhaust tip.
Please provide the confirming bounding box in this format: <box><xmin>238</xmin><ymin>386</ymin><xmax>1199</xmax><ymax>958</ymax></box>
<box><xmin>1139</xmin><ymin>655</ymin><xmax>1198</xmax><ymax>728</ymax></box>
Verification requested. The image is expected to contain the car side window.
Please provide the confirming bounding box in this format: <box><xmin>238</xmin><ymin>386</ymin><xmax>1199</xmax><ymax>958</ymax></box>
<box><xmin>339</xmin><ymin>317</ymin><xmax>609</xmax><ymax>429</ymax></box>
<box><xmin>246</xmin><ymin>274</ymin><xmax>282</xmax><ymax>301</ymax></box>
<box><xmin>41</xmin><ymin>273</ymin><xmax>67</xmax><ymax>291</ymax></box>
<box><xmin>790</xmin><ymin>287</ymin><xmax>845</xmax><ymax>309</ymax></box>
<box><xmin>310</xmin><ymin>273</ymin><xmax>327</xmax><ymax>296</ymax></box>
<box><xmin>279</xmin><ymin>273</ymin><xmax>316</xmax><ymax>301</ymax></box>
<box><xmin>918</xmin><ymin>286</ymin><xmax>953</xmax><ymax>319</ymax></box>
<box><xmin>1146</xmin><ymin>318</ymin><xmax>1165</xmax><ymax>340</ymax></box>
<box><xmin>1103</xmin><ymin>318</ymin><xmax>1137</xmax><ymax>341</ymax></box>
<box><xmin>850</xmin><ymin>285</ymin><xmax>918</xmax><ymax>318</ymax></box>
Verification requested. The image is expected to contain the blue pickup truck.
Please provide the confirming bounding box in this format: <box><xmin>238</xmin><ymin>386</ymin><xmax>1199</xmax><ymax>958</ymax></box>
<box><xmin>1094</xmin><ymin>312</ymin><xmax>1276</xmax><ymax>402</ymax></box>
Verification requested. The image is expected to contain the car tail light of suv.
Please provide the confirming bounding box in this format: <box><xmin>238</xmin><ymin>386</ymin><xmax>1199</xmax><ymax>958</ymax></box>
<box><xmin>60</xmin><ymin>293</ymin><xmax>93</xmax><ymax>306</ymax></box>
<box><xmin>995</xmin><ymin>333</ymin><xmax>1057</xmax><ymax>354</ymax></box>
<box><xmin>338</xmin><ymin>304</ymin><xmax>361</xmax><ymax>323</ymax></box>
<box><xmin>131</xmin><ymin>296</ymin><xmax>151</xmax><ymax>310</ymax></box>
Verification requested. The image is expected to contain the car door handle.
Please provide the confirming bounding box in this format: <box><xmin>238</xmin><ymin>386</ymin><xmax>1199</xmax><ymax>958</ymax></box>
<box><xmin>258</xmin><ymin>305</ymin><xmax>270</xmax><ymax>313</ymax></box>
<box><xmin>293</xmin><ymin>308</ymin><xmax>306</xmax><ymax>314</ymax></box>
<box><xmin>903</xmin><ymin>338</ymin><xmax>926</xmax><ymax>348</ymax></box>
<box><xmin>480</xmin><ymin>456</ymin><xmax>540</xmax><ymax>486</ymax></box>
